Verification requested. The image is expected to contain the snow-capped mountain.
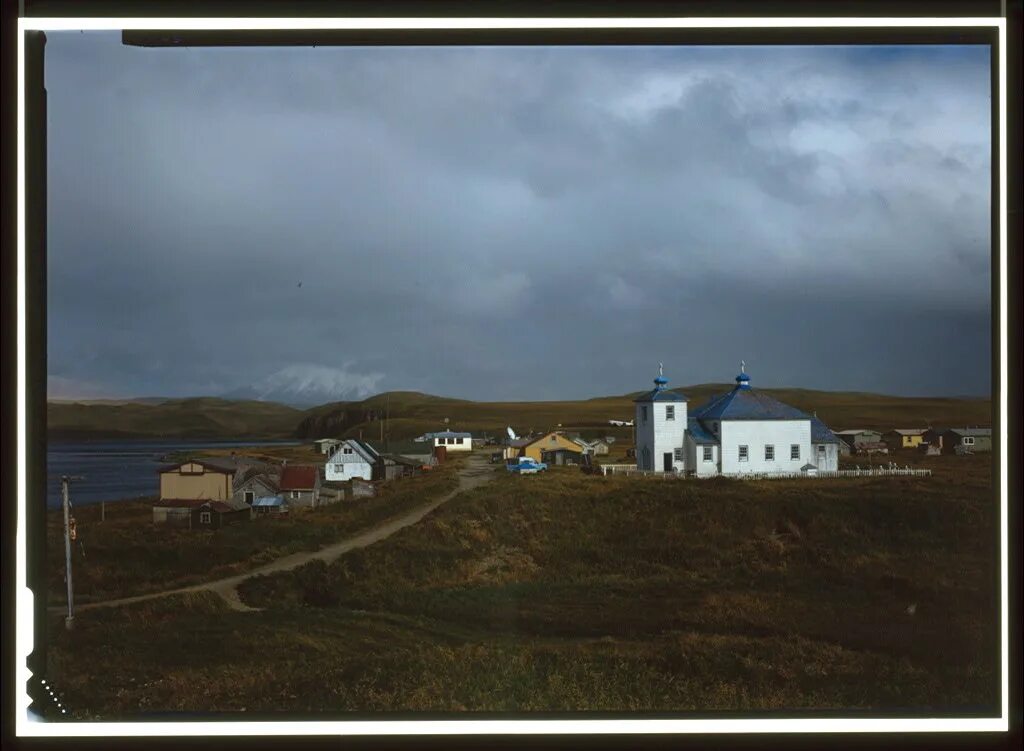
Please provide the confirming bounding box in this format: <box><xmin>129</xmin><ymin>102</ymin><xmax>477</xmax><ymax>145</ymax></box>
<box><xmin>222</xmin><ymin>364</ymin><xmax>384</xmax><ymax>407</ymax></box>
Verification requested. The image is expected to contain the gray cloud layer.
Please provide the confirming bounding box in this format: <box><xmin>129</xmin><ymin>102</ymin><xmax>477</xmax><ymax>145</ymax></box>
<box><xmin>45</xmin><ymin>36</ymin><xmax>991</xmax><ymax>401</ymax></box>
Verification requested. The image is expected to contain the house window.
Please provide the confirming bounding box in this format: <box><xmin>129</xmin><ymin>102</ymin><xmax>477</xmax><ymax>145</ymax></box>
<box><xmin>343</xmin><ymin>447</ymin><xmax>353</xmax><ymax>454</ymax></box>
<box><xmin>291</xmin><ymin>490</ymin><xmax>300</xmax><ymax>499</ymax></box>
<box><xmin>964</xmin><ymin>436</ymin><xmax>975</xmax><ymax>445</ymax></box>
<box><xmin>703</xmin><ymin>446</ymin><xmax>713</xmax><ymax>462</ymax></box>
<box><xmin>791</xmin><ymin>444</ymin><xmax>800</xmax><ymax>460</ymax></box>
<box><xmin>333</xmin><ymin>464</ymin><xmax>343</xmax><ymax>472</ymax></box>
<box><xmin>243</xmin><ymin>491</ymin><xmax>255</xmax><ymax>505</ymax></box>
<box><xmin>199</xmin><ymin>511</ymin><xmax>211</xmax><ymax>524</ymax></box>
<box><xmin>764</xmin><ymin>445</ymin><xmax>775</xmax><ymax>461</ymax></box>
<box><xmin>817</xmin><ymin>444</ymin><xmax>826</xmax><ymax>453</ymax></box>
<box><xmin>550</xmin><ymin>435</ymin><xmax>557</xmax><ymax>443</ymax></box>
<box><xmin>641</xmin><ymin>406</ymin><xmax>648</xmax><ymax>423</ymax></box>
<box><xmin>738</xmin><ymin>445</ymin><xmax>749</xmax><ymax>462</ymax></box>
<box><xmin>666</xmin><ymin>405</ymin><xmax>675</xmax><ymax>420</ymax></box>
<box><xmin>674</xmin><ymin>447</ymin><xmax>683</xmax><ymax>461</ymax></box>
<box><xmin>456</xmin><ymin>438</ymin><xmax>463</xmax><ymax>445</ymax></box>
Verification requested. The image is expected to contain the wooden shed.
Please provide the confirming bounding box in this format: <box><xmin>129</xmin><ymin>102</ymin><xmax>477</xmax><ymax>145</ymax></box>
<box><xmin>190</xmin><ymin>499</ymin><xmax>252</xmax><ymax>529</ymax></box>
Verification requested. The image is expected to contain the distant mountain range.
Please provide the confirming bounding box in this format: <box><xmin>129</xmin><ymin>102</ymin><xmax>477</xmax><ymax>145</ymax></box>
<box><xmin>220</xmin><ymin>364</ymin><xmax>384</xmax><ymax>407</ymax></box>
<box><xmin>47</xmin><ymin>386</ymin><xmax>993</xmax><ymax>442</ymax></box>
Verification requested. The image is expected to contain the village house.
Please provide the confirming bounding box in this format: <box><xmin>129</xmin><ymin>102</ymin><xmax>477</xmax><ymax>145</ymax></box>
<box><xmin>325</xmin><ymin>439</ymin><xmax>379</xmax><ymax>482</ymax></box>
<box><xmin>190</xmin><ymin>499</ymin><xmax>252</xmax><ymax>529</ymax></box>
<box><xmin>232</xmin><ymin>466</ymin><xmax>280</xmax><ymax>506</ymax></box>
<box><xmin>942</xmin><ymin>427</ymin><xmax>992</xmax><ymax>454</ymax></box>
<box><xmin>278</xmin><ymin>465</ymin><xmax>321</xmax><ymax>507</ymax></box>
<box><xmin>883</xmin><ymin>428</ymin><xmax>927</xmax><ymax>450</ymax></box>
<box><xmin>572</xmin><ymin>436</ymin><xmax>611</xmax><ymax>456</ymax></box>
<box><xmin>153</xmin><ymin>459</ymin><xmax>238</xmax><ymax>525</ymax></box>
<box><xmin>313</xmin><ymin>438</ymin><xmax>344</xmax><ymax>456</ymax></box>
<box><xmin>423</xmin><ymin>430</ymin><xmax>474</xmax><ymax>452</ymax></box>
<box><xmin>634</xmin><ymin>363</ymin><xmax>840</xmax><ymax>476</ymax></box>
<box><xmin>834</xmin><ymin>429</ymin><xmax>883</xmax><ymax>452</ymax></box>
<box><xmin>511</xmin><ymin>431</ymin><xmax>584</xmax><ymax>463</ymax></box>
<box><xmin>158</xmin><ymin>459</ymin><xmax>235</xmax><ymax>501</ymax></box>
<box><xmin>380</xmin><ymin>453</ymin><xmax>423</xmax><ymax>481</ymax></box>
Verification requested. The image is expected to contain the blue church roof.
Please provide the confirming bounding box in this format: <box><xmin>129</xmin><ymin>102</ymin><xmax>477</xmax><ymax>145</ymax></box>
<box><xmin>633</xmin><ymin>388</ymin><xmax>688</xmax><ymax>403</ymax></box>
<box><xmin>690</xmin><ymin>385</ymin><xmax>811</xmax><ymax>421</ymax></box>
<box><xmin>687</xmin><ymin>418</ymin><xmax>718</xmax><ymax>444</ymax></box>
<box><xmin>810</xmin><ymin>416</ymin><xmax>840</xmax><ymax>444</ymax></box>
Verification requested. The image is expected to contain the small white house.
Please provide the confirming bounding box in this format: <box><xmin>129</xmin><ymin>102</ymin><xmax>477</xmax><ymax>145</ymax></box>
<box><xmin>425</xmin><ymin>430</ymin><xmax>473</xmax><ymax>452</ymax></box>
<box><xmin>326</xmin><ymin>439</ymin><xmax>380</xmax><ymax>482</ymax></box>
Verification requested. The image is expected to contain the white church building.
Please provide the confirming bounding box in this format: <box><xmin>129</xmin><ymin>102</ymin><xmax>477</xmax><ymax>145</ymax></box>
<box><xmin>634</xmin><ymin>364</ymin><xmax>840</xmax><ymax>476</ymax></box>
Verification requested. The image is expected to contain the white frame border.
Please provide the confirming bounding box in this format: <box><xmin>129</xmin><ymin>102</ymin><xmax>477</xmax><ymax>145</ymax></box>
<box><xmin>15</xmin><ymin>14</ymin><xmax>1010</xmax><ymax>738</ymax></box>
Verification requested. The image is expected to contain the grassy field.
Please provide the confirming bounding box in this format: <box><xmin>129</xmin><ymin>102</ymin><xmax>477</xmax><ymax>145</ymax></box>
<box><xmin>43</xmin><ymin>451</ymin><xmax>997</xmax><ymax>717</ymax></box>
<box><xmin>45</xmin><ymin>460</ymin><xmax>461</xmax><ymax>603</ymax></box>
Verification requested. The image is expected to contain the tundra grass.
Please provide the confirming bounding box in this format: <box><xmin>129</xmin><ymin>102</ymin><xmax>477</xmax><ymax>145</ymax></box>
<box><xmin>43</xmin><ymin>454</ymin><xmax>997</xmax><ymax>717</ymax></box>
<box><xmin>45</xmin><ymin>461</ymin><xmax>461</xmax><ymax>602</ymax></box>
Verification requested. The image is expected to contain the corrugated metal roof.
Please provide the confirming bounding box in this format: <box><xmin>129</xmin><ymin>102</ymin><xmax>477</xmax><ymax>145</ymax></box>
<box><xmin>687</xmin><ymin>418</ymin><xmax>718</xmax><ymax>445</ymax></box>
<box><xmin>157</xmin><ymin>458</ymin><xmax>238</xmax><ymax>475</ymax></box>
<box><xmin>810</xmin><ymin>416</ymin><xmax>840</xmax><ymax>444</ymax></box>
<box><xmin>424</xmin><ymin>430</ymin><xmax>472</xmax><ymax>439</ymax></box>
<box><xmin>947</xmin><ymin>427</ymin><xmax>992</xmax><ymax>437</ymax></box>
<box><xmin>279</xmin><ymin>465</ymin><xmax>318</xmax><ymax>490</ymax></box>
<box><xmin>835</xmin><ymin>429</ymin><xmax>879</xmax><ymax>436</ymax></box>
<box><xmin>690</xmin><ymin>385</ymin><xmax>810</xmax><ymax>421</ymax></box>
<box><xmin>887</xmin><ymin>428</ymin><xmax>927</xmax><ymax>436</ymax></box>
<box><xmin>633</xmin><ymin>388</ymin><xmax>688</xmax><ymax>403</ymax></box>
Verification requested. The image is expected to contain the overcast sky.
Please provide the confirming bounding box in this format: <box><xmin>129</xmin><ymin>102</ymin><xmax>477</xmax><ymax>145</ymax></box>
<box><xmin>45</xmin><ymin>34</ymin><xmax>992</xmax><ymax>403</ymax></box>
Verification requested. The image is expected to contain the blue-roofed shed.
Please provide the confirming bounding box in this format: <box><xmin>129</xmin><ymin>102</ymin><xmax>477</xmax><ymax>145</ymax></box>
<box><xmin>252</xmin><ymin>495</ymin><xmax>288</xmax><ymax>516</ymax></box>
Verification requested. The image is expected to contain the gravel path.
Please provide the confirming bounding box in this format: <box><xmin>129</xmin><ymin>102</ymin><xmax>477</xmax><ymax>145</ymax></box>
<box><xmin>51</xmin><ymin>454</ymin><xmax>496</xmax><ymax>614</ymax></box>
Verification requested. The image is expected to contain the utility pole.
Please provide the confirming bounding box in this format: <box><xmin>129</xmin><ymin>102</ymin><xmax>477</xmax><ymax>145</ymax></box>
<box><xmin>61</xmin><ymin>476</ymin><xmax>74</xmax><ymax>631</ymax></box>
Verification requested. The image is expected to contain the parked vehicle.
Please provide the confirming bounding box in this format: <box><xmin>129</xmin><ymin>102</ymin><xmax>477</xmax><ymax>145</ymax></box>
<box><xmin>507</xmin><ymin>457</ymin><xmax>547</xmax><ymax>474</ymax></box>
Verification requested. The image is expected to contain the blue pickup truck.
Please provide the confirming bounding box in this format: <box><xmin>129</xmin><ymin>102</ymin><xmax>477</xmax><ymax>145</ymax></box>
<box><xmin>507</xmin><ymin>457</ymin><xmax>548</xmax><ymax>474</ymax></box>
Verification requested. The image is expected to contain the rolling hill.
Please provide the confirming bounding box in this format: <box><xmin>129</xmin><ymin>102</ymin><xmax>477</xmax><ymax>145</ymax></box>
<box><xmin>47</xmin><ymin>397</ymin><xmax>305</xmax><ymax>441</ymax></box>
<box><xmin>47</xmin><ymin>387</ymin><xmax>992</xmax><ymax>442</ymax></box>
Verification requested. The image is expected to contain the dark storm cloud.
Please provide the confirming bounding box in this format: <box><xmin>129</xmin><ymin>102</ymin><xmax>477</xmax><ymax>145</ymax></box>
<box><xmin>44</xmin><ymin>35</ymin><xmax>992</xmax><ymax>401</ymax></box>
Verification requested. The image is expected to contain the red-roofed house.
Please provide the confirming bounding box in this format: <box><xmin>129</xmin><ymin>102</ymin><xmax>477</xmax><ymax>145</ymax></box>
<box><xmin>279</xmin><ymin>465</ymin><xmax>321</xmax><ymax>508</ymax></box>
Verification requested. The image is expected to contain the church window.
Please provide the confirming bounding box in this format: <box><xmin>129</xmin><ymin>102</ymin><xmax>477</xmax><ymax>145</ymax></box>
<box><xmin>738</xmin><ymin>445</ymin><xmax>749</xmax><ymax>461</ymax></box>
<box><xmin>703</xmin><ymin>446</ymin><xmax>713</xmax><ymax>462</ymax></box>
<box><xmin>641</xmin><ymin>406</ymin><xmax>648</xmax><ymax>423</ymax></box>
<box><xmin>791</xmin><ymin>444</ymin><xmax>800</xmax><ymax>460</ymax></box>
<box><xmin>666</xmin><ymin>405</ymin><xmax>675</xmax><ymax>420</ymax></box>
<box><xmin>764</xmin><ymin>445</ymin><xmax>774</xmax><ymax>461</ymax></box>
<box><xmin>674</xmin><ymin>447</ymin><xmax>683</xmax><ymax>460</ymax></box>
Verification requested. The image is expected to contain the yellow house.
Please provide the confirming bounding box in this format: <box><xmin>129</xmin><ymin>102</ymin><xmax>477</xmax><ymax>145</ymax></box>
<box><xmin>519</xmin><ymin>432</ymin><xmax>583</xmax><ymax>462</ymax></box>
<box><xmin>883</xmin><ymin>429</ymin><xmax>927</xmax><ymax>449</ymax></box>
<box><xmin>158</xmin><ymin>459</ymin><xmax>235</xmax><ymax>501</ymax></box>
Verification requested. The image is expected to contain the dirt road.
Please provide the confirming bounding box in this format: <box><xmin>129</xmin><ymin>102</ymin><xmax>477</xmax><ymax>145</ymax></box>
<box><xmin>51</xmin><ymin>453</ymin><xmax>496</xmax><ymax>614</ymax></box>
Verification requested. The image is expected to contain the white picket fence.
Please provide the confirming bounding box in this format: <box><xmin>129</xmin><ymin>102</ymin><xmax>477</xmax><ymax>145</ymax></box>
<box><xmin>599</xmin><ymin>463</ymin><xmax>931</xmax><ymax>479</ymax></box>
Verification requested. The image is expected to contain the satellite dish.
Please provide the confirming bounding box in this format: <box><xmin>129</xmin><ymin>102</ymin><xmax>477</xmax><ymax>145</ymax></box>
<box><xmin>507</xmin><ymin>426</ymin><xmax>517</xmax><ymax>440</ymax></box>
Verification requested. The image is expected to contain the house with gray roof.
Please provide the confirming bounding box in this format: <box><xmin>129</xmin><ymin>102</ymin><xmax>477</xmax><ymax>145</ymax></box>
<box><xmin>325</xmin><ymin>438</ymin><xmax>380</xmax><ymax>482</ymax></box>
<box><xmin>942</xmin><ymin>427</ymin><xmax>992</xmax><ymax>454</ymax></box>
